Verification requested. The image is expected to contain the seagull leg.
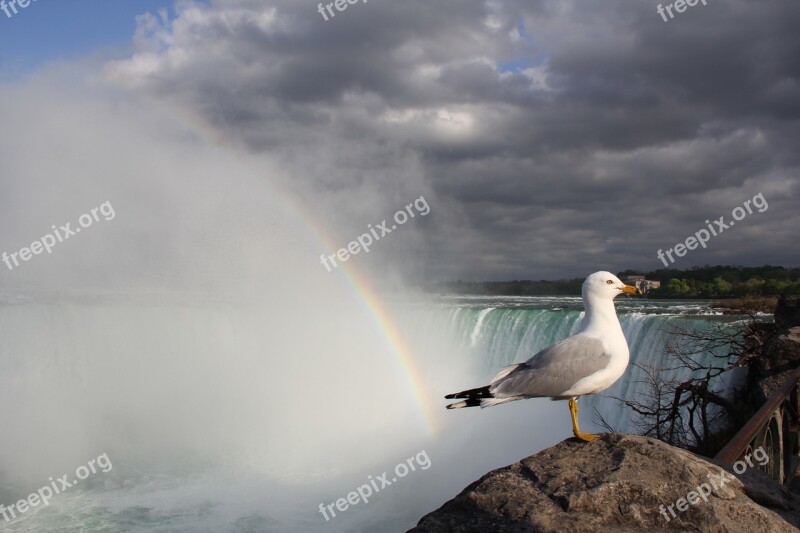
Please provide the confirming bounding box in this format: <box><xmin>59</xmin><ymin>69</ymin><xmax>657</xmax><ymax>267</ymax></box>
<box><xmin>569</xmin><ymin>398</ymin><xmax>598</xmax><ymax>442</ymax></box>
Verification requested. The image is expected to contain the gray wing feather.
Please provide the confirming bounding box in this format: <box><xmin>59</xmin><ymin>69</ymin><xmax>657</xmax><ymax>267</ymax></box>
<box><xmin>489</xmin><ymin>336</ymin><xmax>611</xmax><ymax>398</ymax></box>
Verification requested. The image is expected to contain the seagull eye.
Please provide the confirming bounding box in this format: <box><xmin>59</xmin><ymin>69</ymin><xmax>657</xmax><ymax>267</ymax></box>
<box><xmin>606</xmin><ymin>280</ymin><xmax>614</xmax><ymax>285</ymax></box>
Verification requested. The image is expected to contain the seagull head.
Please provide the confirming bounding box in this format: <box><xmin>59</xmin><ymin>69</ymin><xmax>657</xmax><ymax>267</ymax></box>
<box><xmin>582</xmin><ymin>271</ymin><xmax>640</xmax><ymax>301</ymax></box>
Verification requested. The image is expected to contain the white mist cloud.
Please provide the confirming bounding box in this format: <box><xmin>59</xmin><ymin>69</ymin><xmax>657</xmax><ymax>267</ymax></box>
<box><xmin>0</xmin><ymin>67</ymin><xmax>444</xmax><ymax>484</ymax></box>
<box><xmin>1</xmin><ymin>0</ymin><xmax>798</xmax><ymax>528</ymax></box>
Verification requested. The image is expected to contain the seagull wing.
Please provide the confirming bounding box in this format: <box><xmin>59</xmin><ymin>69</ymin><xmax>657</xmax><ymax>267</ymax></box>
<box><xmin>489</xmin><ymin>335</ymin><xmax>611</xmax><ymax>399</ymax></box>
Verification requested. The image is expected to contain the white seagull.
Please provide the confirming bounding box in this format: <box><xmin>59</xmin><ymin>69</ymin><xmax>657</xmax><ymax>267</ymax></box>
<box><xmin>445</xmin><ymin>271</ymin><xmax>639</xmax><ymax>442</ymax></box>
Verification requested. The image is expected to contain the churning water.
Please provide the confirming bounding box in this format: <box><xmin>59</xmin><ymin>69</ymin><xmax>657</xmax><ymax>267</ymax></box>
<box><xmin>0</xmin><ymin>292</ymin><xmax>743</xmax><ymax>532</ymax></box>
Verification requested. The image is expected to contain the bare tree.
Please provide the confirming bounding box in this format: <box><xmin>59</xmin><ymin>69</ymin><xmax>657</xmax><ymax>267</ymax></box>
<box><xmin>596</xmin><ymin>305</ymin><xmax>774</xmax><ymax>456</ymax></box>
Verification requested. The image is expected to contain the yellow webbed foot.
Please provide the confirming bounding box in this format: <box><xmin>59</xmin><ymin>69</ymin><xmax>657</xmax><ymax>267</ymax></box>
<box><xmin>573</xmin><ymin>430</ymin><xmax>599</xmax><ymax>442</ymax></box>
<box><xmin>568</xmin><ymin>398</ymin><xmax>600</xmax><ymax>442</ymax></box>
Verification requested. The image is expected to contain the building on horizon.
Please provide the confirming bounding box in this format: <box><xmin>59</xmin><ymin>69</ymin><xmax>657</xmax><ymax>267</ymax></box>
<box><xmin>624</xmin><ymin>275</ymin><xmax>661</xmax><ymax>294</ymax></box>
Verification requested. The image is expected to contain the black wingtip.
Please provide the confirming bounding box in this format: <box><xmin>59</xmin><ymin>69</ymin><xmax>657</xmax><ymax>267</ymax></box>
<box><xmin>445</xmin><ymin>385</ymin><xmax>492</xmax><ymax>400</ymax></box>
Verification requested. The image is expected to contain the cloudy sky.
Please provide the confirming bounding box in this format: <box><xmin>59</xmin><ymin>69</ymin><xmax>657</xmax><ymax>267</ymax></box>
<box><xmin>1</xmin><ymin>0</ymin><xmax>798</xmax><ymax>287</ymax></box>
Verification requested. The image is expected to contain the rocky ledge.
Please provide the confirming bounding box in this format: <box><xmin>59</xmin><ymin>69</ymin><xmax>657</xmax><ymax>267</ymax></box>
<box><xmin>751</xmin><ymin>325</ymin><xmax>800</xmax><ymax>403</ymax></box>
<box><xmin>410</xmin><ymin>434</ymin><xmax>800</xmax><ymax>532</ymax></box>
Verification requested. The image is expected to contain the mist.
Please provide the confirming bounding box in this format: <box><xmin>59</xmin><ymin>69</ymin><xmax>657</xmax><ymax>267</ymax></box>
<box><xmin>1</xmin><ymin>0</ymin><xmax>796</xmax><ymax>529</ymax></box>
<box><xmin>0</xmin><ymin>67</ymin><xmax>569</xmax><ymax>531</ymax></box>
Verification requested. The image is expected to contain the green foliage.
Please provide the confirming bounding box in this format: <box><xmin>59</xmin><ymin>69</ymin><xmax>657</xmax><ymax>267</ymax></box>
<box><xmin>430</xmin><ymin>265</ymin><xmax>800</xmax><ymax>298</ymax></box>
<box><xmin>645</xmin><ymin>266</ymin><xmax>800</xmax><ymax>299</ymax></box>
<box><xmin>655</xmin><ymin>278</ymin><xmax>694</xmax><ymax>297</ymax></box>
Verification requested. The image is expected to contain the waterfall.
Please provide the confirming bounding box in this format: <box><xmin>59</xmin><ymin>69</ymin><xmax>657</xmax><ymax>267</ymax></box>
<box><xmin>397</xmin><ymin>297</ymin><xmax>736</xmax><ymax>434</ymax></box>
<box><xmin>469</xmin><ymin>307</ymin><xmax>495</xmax><ymax>347</ymax></box>
<box><xmin>0</xmin><ymin>292</ymin><xmax>741</xmax><ymax>532</ymax></box>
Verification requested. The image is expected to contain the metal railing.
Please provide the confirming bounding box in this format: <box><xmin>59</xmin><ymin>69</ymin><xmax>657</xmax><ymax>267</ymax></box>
<box><xmin>715</xmin><ymin>365</ymin><xmax>800</xmax><ymax>484</ymax></box>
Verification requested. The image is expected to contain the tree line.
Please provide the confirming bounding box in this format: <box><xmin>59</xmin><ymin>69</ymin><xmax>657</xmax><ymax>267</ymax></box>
<box><xmin>429</xmin><ymin>265</ymin><xmax>800</xmax><ymax>298</ymax></box>
<box><xmin>629</xmin><ymin>265</ymin><xmax>800</xmax><ymax>298</ymax></box>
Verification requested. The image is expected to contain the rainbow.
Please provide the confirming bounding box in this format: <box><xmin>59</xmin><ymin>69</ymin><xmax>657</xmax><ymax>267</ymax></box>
<box><xmin>330</xmin><ymin>261</ymin><xmax>440</xmax><ymax>435</ymax></box>
<box><xmin>132</xmin><ymin>98</ymin><xmax>440</xmax><ymax>435</ymax></box>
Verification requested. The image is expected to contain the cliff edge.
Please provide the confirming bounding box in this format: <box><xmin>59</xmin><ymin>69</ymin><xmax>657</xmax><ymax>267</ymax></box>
<box><xmin>410</xmin><ymin>434</ymin><xmax>800</xmax><ymax>532</ymax></box>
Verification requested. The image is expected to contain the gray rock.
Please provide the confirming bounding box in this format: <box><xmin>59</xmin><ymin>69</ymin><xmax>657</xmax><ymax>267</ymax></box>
<box><xmin>752</xmin><ymin>326</ymin><xmax>800</xmax><ymax>403</ymax></box>
<box><xmin>410</xmin><ymin>434</ymin><xmax>800</xmax><ymax>532</ymax></box>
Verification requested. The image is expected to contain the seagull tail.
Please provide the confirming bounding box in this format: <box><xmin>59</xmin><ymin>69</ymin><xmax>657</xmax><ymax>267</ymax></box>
<box><xmin>445</xmin><ymin>385</ymin><xmax>520</xmax><ymax>409</ymax></box>
<box><xmin>444</xmin><ymin>385</ymin><xmax>491</xmax><ymax>409</ymax></box>
<box><xmin>445</xmin><ymin>363</ymin><xmax>530</xmax><ymax>409</ymax></box>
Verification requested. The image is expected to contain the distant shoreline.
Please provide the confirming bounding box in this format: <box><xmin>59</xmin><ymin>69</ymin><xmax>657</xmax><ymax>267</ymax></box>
<box><xmin>710</xmin><ymin>296</ymin><xmax>779</xmax><ymax>314</ymax></box>
<box><xmin>424</xmin><ymin>265</ymin><xmax>800</xmax><ymax>300</ymax></box>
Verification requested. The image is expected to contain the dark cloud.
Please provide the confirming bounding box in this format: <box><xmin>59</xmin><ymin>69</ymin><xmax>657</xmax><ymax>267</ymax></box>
<box><xmin>106</xmin><ymin>0</ymin><xmax>800</xmax><ymax>281</ymax></box>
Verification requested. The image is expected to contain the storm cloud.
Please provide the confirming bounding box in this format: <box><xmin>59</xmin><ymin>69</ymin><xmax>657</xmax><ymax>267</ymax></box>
<box><xmin>105</xmin><ymin>0</ymin><xmax>800</xmax><ymax>281</ymax></box>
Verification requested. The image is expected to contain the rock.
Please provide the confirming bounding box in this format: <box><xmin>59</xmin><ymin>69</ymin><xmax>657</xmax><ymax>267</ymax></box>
<box><xmin>751</xmin><ymin>326</ymin><xmax>800</xmax><ymax>403</ymax></box>
<box><xmin>776</xmin><ymin>300</ymin><xmax>800</xmax><ymax>330</ymax></box>
<box><xmin>410</xmin><ymin>434</ymin><xmax>800</xmax><ymax>532</ymax></box>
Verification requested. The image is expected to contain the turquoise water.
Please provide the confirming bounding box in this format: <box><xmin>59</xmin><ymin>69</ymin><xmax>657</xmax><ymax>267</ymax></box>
<box><xmin>400</xmin><ymin>296</ymin><xmax>746</xmax><ymax>433</ymax></box>
<box><xmin>0</xmin><ymin>293</ymin><xmax>747</xmax><ymax>532</ymax></box>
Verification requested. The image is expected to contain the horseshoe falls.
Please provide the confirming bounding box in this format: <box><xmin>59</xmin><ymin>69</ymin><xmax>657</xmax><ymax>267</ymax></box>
<box><xmin>395</xmin><ymin>295</ymin><xmax>741</xmax><ymax>435</ymax></box>
<box><xmin>0</xmin><ymin>292</ymin><xmax>742</xmax><ymax>532</ymax></box>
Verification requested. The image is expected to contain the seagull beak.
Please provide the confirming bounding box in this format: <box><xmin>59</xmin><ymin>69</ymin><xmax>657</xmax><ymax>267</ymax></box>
<box><xmin>621</xmin><ymin>284</ymin><xmax>640</xmax><ymax>295</ymax></box>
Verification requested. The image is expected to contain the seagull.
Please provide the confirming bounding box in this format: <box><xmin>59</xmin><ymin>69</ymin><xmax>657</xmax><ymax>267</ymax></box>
<box><xmin>445</xmin><ymin>271</ymin><xmax>640</xmax><ymax>442</ymax></box>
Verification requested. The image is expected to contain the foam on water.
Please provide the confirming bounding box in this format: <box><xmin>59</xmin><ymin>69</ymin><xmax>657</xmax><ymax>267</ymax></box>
<box><xmin>0</xmin><ymin>294</ymin><xmax>748</xmax><ymax>531</ymax></box>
